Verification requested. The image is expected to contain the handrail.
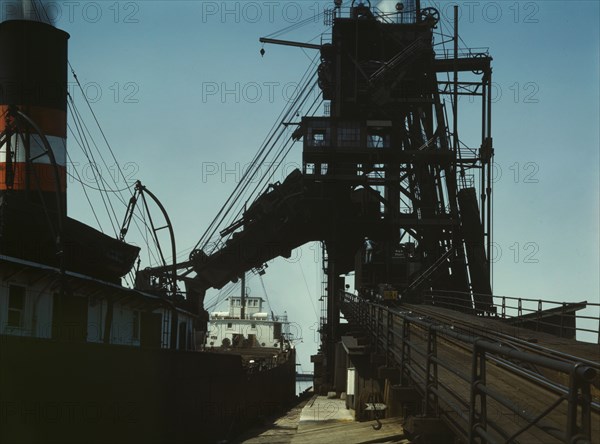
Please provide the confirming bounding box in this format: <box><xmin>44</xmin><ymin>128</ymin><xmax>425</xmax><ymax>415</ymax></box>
<box><xmin>435</xmin><ymin>47</ymin><xmax>490</xmax><ymax>59</ymax></box>
<box><xmin>325</xmin><ymin>5</ymin><xmax>418</xmax><ymax>25</ymax></box>
<box><xmin>422</xmin><ymin>289</ymin><xmax>600</xmax><ymax>343</ymax></box>
<box><xmin>340</xmin><ymin>292</ymin><xmax>598</xmax><ymax>443</ymax></box>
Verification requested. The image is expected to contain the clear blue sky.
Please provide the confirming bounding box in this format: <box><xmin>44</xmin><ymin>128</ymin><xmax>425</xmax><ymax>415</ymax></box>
<box><xmin>34</xmin><ymin>0</ymin><xmax>600</xmax><ymax>368</ymax></box>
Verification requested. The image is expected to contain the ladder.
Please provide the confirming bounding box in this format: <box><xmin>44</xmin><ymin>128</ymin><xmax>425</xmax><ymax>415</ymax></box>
<box><xmin>320</xmin><ymin>243</ymin><xmax>328</xmax><ymax>334</ymax></box>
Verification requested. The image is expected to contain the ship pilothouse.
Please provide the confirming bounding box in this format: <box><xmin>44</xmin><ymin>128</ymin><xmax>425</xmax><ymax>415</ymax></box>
<box><xmin>207</xmin><ymin>295</ymin><xmax>291</xmax><ymax>350</ymax></box>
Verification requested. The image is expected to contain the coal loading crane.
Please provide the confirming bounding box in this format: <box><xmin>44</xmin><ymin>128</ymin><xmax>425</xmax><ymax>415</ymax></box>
<box><xmin>141</xmin><ymin>1</ymin><xmax>495</xmax><ymax>386</ymax></box>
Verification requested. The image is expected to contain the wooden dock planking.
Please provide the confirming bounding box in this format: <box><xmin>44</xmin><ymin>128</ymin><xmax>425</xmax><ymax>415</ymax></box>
<box><xmin>239</xmin><ymin>398</ymin><xmax>309</xmax><ymax>444</ymax></box>
<box><xmin>240</xmin><ymin>395</ymin><xmax>409</xmax><ymax>444</ymax></box>
<box><xmin>291</xmin><ymin>417</ymin><xmax>408</xmax><ymax>444</ymax></box>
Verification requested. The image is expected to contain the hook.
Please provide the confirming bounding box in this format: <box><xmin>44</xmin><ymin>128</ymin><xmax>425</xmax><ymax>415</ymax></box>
<box><xmin>371</xmin><ymin>402</ymin><xmax>382</xmax><ymax>430</ymax></box>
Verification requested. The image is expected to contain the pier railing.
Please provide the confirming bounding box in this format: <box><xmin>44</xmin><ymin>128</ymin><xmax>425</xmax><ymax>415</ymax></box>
<box><xmin>341</xmin><ymin>292</ymin><xmax>599</xmax><ymax>443</ymax></box>
<box><xmin>421</xmin><ymin>289</ymin><xmax>600</xmax><ymax>344</ymax></box>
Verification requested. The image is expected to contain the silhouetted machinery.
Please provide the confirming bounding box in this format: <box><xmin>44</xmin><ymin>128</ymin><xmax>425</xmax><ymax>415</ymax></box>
<box><xmin>188</xmin><ymin>170</ymin><xmax>379</xmax><ymax>290</ymax></box>
<box><xmin>142</xmin><ymin>1</ymin><xmax>495</xmax><ymax>384</ymax></box>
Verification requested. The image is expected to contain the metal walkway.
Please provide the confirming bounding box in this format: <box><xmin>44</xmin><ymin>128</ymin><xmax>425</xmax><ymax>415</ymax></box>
<box><xmin>340</xmin><ymin>293</ymin><xmax>599</xmax><ymax>444</ymax></box>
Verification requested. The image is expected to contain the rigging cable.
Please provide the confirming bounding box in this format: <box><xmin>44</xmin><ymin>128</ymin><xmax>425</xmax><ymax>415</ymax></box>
<box><xmin>215</xmin><ymin>68</ymin><xmax>320</xmax><ymax>243</ymax></box>
<box><xmin>224</xmin><ymin>85</ymin><xmax>322</xmax><ymax>230</ymax></box>
<box><xmin>192</xmin><ymin>55</ymin><xmax>320</xmax><ymax>255</ymax></box>
<box><xmin>69</xmin><ymin>63</ymin><xmax>136</xmax><ymax>198</ymax></box>
<box><xmin>258</xmin><ymin>274</ymin><xmax>274</xmax><ymax>319</ymax></box>
<box><xmin>222</xmin><ymin>92</ymin><xmax>322</xmax><ymax>243</ymax></box>
<box><xmin>298</xmin><ymin>259</ymin><xmax>319</xmax><ymax>321</ymax></box>
<box><xmin>65</xmin><ymin>151</ymin><xmax>104</xmax><ymax>231</ymax></box>
<box><xmin>67</xmin><ymin>65</ymin><xmax>168</xmax><ymax>274</ymax></box>
<box><xmin>263</xmin><ymin>11</ymin><xmax>325</xmax><ymax>40</ymax></box>
<box><xmin>203</xmin><ymin>66</ymin><xmax>317</xmax><ymax>246</ymax></box>
<box><xmin>67</xmin><ymin>98</ymin><xmax>121</xmax><ymax>235</ymax></box>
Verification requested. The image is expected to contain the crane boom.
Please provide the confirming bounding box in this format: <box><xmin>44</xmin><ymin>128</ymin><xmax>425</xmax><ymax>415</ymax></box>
<box><xmin>259</xmin><ymin>37</ymin><xmax>321</xmax><ymax>50</ymax></box>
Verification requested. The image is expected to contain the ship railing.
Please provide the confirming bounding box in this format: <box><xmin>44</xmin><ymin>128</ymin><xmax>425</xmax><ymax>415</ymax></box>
<box><xmin>340</xmin><ymin>292</ymin><xmax>598</xmax><ymax>443</ymax></box>
<box><xmin>421</xmin><ymin>289</ymin><xmax>600</xmax><ymax>344</ymax></box>
<box><xmin>244</xmin><ymin>348</ymin><xmax>293</xmax><ymax>375</ymax></box>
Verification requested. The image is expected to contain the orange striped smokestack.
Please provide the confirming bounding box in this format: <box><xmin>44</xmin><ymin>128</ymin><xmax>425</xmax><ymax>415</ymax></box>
<box><xmin>0</xmin><ymin>19</ymin><xmax>69</xmax><ymax>262</ymax></box>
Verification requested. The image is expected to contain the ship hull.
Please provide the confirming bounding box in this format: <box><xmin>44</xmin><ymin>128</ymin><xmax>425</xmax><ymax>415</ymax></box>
<box><xmin>0</xmin><ymin>335</ymin><xmax>296</xmax><ymax>443</ymax></box>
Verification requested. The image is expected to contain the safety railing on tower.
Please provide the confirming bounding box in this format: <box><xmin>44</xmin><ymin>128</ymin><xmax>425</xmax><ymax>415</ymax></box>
<box><xmin>435</xmin><ymin>47</ymin><xmax>491</xmax><ymax>60</ymax></box>
<box><xmin>324</xmin><ymin>4</ymin><xmax>418</xmax><ymax>26</ymax></box>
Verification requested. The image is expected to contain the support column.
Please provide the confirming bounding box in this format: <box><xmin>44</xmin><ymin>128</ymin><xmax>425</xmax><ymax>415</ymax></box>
<box><xmin>326</xmin><ymin>242</ymin><xmax>341</xmax><ymax>386</ymax></box>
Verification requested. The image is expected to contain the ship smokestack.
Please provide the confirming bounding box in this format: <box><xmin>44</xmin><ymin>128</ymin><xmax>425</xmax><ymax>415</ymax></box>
<box><xmin>0</xmin><ymin>18</ymin><xmax>69</xmax><ymax>262</ymax></box>
<box><xmin>2</xmin><ymin>0</ymin><xmax>56</xmax><ymax>25</ymax></box>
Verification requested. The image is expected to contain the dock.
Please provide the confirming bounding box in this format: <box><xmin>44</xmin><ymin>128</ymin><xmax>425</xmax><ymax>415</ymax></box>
<box><xmin>240</xmin><ymin>395</ymin><xmax>409</xmax><ymax>444</ymax></box>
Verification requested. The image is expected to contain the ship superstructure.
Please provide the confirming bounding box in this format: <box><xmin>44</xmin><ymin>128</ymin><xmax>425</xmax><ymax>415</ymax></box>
<box><xmin>0</xmin><ymin>6</ymin><xmax>197</xmax><ymax>352</ymax></box>
<box><xmin>208</xmin><ymin>296</ymin><xmax>291</xmax><ymax>351</ymax></box>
